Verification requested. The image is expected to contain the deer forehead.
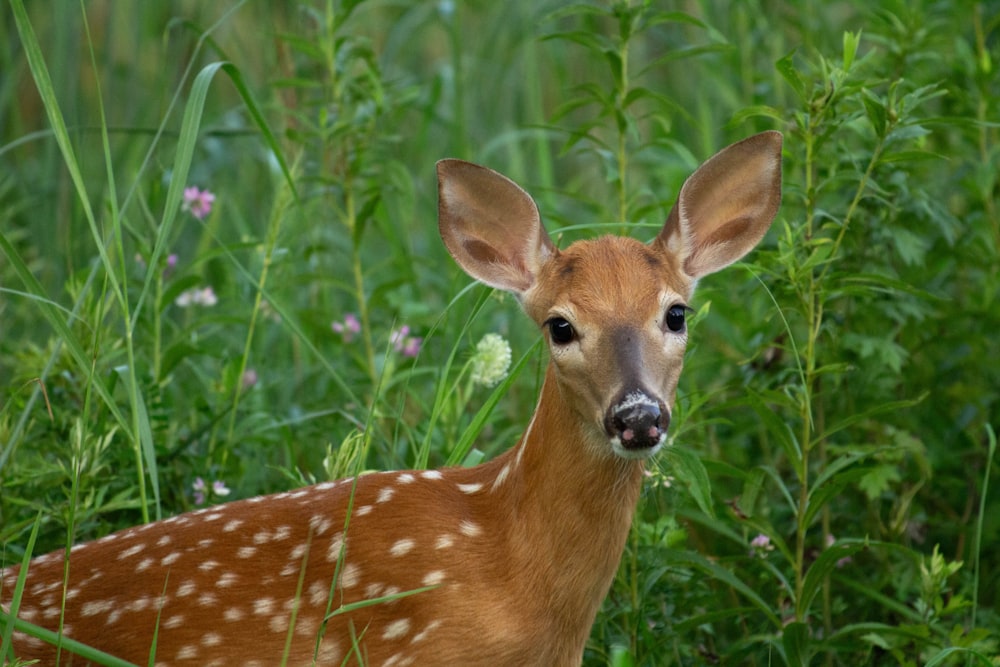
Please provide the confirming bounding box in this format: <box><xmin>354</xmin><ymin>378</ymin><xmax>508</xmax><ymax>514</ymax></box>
<box><xmin>526</xmin><ymin>235</ymin><xmax>690</xmax><ymax>323</ymax></box>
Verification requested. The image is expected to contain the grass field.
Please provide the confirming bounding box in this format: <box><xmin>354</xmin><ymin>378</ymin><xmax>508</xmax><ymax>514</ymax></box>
<box><xmin>1</xmin><ymin>1</ymin><xmax>998</xmax><ymax>664</ymax></box>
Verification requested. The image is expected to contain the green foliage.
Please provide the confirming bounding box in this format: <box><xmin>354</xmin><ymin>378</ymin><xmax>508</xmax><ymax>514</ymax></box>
<box><xmin>1</xmin><ymin>0</ymin><xmax>998</xmax><ymax>665</ymax></box>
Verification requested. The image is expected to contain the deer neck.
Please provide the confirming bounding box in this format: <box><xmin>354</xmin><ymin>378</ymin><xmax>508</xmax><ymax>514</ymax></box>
<box><xmin>488</xmin><ymin>365</ymin><xmax>645</xmax><ymax>643</ymax></box>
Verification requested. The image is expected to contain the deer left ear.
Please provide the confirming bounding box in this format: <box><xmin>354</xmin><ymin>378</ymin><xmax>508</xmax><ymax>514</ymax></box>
<box><xmin>655</xmin><ymin>131</ymin><xmax>783</xmax><ymax>280</ymax></box>
<box><xmin>437</xmin><ymin>159</ymin><xmax>557</xmax><ymax>298</ymax></box>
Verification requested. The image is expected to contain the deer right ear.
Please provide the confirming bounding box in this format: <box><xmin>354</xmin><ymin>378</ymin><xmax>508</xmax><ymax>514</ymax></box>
<box><xmin>438</xmin><ymin>159</ymin><xmax>557</xmax><ymax>298</ymax></box>
<box><xmin>655</xmin><ymin>131</ymin><xmax>782</xmax><ymax>280</ymax></box>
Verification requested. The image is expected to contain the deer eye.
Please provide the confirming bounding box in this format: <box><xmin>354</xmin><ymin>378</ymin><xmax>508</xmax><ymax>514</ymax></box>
<box><xmin>664</xmin><ymin>305</ymin><xmax>687</xmax><ymax>333</ymax></box>
<box><xmin>547</xmin><ymin>317</ymin><xmax>576</xmax><ymax>345</ymax></box>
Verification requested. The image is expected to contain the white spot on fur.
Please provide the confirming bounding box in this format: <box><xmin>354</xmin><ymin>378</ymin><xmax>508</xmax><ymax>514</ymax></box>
<box><xmin>237</xmin><ymin>546</ymin><xmax>257</xmax><ymax>559</ymax></box>
<box><xmin>136</xmin><ymin>557</ymin><xmax>154</xmax><ymax>572</ymax></box>
<box><xmin>224</xmin><ymin>607</ymin><xmax>245</xmax><ymax>622</ymax></box>
<box><xmin>457</xmin><ymin>482</ymin><xmax>483</xmax><ymax>494</ymax></box>
<box><xmin>254</xmin><ymin>598</ymin><xmax>275</xmax><ymax>615</ymax></box>
<box><xmin>326</xmin><ymin>533</ymin><xmax>345</xmax><ymax>563</ymax></box>
<box><xmin>16</xmin><ymin>607</ymin><xmax>37</xmax><ymax>621</ymax></box>
<box><xmin>177</xmin><ymin>580</ymin><xmax>196</xmax><ymax>597</ymax></box>
<box><xmin>270</xmin><ymin>614</ymin><xmax>289</xmax><ymax>633</ymax></box>
<box><xmin>117</xmin><ymin>543</ymin><xmax>145</xmax><ymax>560</ymax></box>
<box><xmin>202</xmin><ymin>632</ymin><xmax>222</xmax><ymax>646</ymax></box>
<box><xmin>223</xmin><ymin>519</ymin><xmax>244</xmax><ymax>532</ymax></box>
<box><xmin>435</xmin><ymin>535</ymin><xmax>455</xmax><ymax>549</ymax></box>
<box><xmin>458</xmin><ymin>520</ymin><xmax>481</xmax><ymax>537</ymax></box>
<box><xmin>420</xmin><ymin>470</ymin><xmax>443</xmax><ymax>480</ymax></box>
<box><xmin>411</xmin><ymin>619</ymin><xmax>442</xmax><ymax>644</ymax></box>
<box><xmin>376</xmin><ymin>487</ymin><xmax>395</xmax><ymax>503</ymax></box>
<box><xmin>127</xmin><ymin>596</ymin><xmax>152</xmax><ymax>612</ymax></box>
<box><xmin>199</xmin><ymin>560</ymin><xmax>220</xmax><ymax>571</ymax></box>
<box><xmin>340</xmin><ymin>563</ymin><xmax>360</xmax><ymax>588</ymax></box>
<box><xmin>389</xmin><ymin>539</ymin><xmax>415</xmax><ymax>557</ymax></box>
<box><xmin>216</xmin><ymin>572</ymin><xmax>238</xmax><ymax>588</ymax></box>
<box><xmin>356</xmin><ymin>505</ymin><xmax>373</xmax><ymax>516</ymax></box>
<box><xmin>422</xmin><ymin>570</ymin><xmax>446</xmax><ymax>586</ymax></box>
<box><xmin>177</xmin><ymin>645</ymin><xmax>198</xmax><ymax>660</ymax></box>
<box><xmin>308</xmin><ymin>580</ymin><xmax>327</xmax><ymax>607</ymax></box>
<box><xmin>491</xmin><ymin>463</ymin><xmax>512</xmax><ymax>491</ymax></box>
<box><xmin>161</xmin><ymin>552</ymin><xmax>181</xmax><ymax>566</ymax></box>
<box><xmin>397</xmin><ymin>473</ymin><xmax>415</xmax><ymax>484</ymax></box>
<box><xmin>309</xmin><ymin>515</ymin><xmax>332</xmax><ymax>535</ymax></box>
<box><xmin>156</xmin><ymin>535</ymin><xmax>172</xmax><ymax>547</ymax></box>
<box><xmin>382</xmin><ymin>618</ymin><xmax>411</xmax><ymax>640</ymax></box>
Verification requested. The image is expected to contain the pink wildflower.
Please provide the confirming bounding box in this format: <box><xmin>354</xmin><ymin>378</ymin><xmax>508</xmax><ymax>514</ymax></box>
<box><xmin>182</xmin><ymin>186</ymin><xmax>216</xmax><ymax>220</ymax></box>
<box><xmin>332</xmin><ymin>313</ymin><xmax>362</xmax><ymax>342</ymax></box>
<box><xmin>391</xmin><ymin>325</ymin><xmax>422</xmax><ymax>357</ymax></box>
<box><xmin>749</xmin><ymin>533</ymin><xmax>774</xmax><ymax>557</ymax></box>
<box><xmin>401</xmin><ymin>336</ymin><xmax>422</xmax><ymax>358</ymax></box>
<box><xmin>192</xmin><ymin>477</ymin><xmax>207</xmax><ymax>505</ymax></box>
<box><xmin>241</xmin><ymin>368</ymin><xmax>258</xmax><ymax>390</ymax></box>
<box><xmin>193</xmin><ymin>476</ymin><xmax>230</xmax><ymax>505</ymax></box>
<box><xmin>164</xmin><ymin>253</ymin><xmax>178</xmax><ymax>278</ymax></box>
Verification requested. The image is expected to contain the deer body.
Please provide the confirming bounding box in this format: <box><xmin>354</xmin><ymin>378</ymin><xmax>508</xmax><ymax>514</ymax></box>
<box><xmin>1</xmin><ymin>132</ymin><xmax>782</xmax><ymax>666</ymax></box>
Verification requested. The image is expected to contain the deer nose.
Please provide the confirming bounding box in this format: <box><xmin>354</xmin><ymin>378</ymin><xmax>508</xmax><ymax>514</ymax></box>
<box><xmin>605</xmin><ymin>392</ymin><xmax>668</xmax><ymax>452</ymax></box>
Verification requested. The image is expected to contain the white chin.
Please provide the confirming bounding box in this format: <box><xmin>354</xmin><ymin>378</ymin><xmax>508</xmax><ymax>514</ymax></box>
<box><xmin>610</xmin><ymin>435</ymin><xmax>665</xmax><ymax>460</ymax></box>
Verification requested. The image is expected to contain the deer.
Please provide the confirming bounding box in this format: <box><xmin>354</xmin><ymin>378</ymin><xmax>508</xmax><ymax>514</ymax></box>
<box><xmin>0</xmin><ymin>131</ymin><xmax>782</xmax><ymax>667</ymax></box>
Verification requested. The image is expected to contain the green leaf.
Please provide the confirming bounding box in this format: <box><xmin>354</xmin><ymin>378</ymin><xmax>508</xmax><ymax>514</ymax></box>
<box><xmin>862</xmin><ymin>89</ymin><xmax>887</xmax><ymax>138</ymax></box>
<box><xmin>815</xmin><ymin>393</ymin><xmax>927</xmax><ymax>445</ymax></box>
<box><xmin>664</xmin><ymin>549</ymin><xmax>781</xmax><ymax>627</ymax></box>
<box><xmin>857</xmin><ymin>464</ymin><xmax>902</xmax><ymax>500</ymax></box>
<box><xmin>799</xmin><ymin>541</ymin><xmax>870</xmax><ymax>613</ymax></box>
<box><xmin>776</xmin><ymin>50</ymin><xmax>806</xmax><ymax>100</ymax></box>
<box><xmin>737</xmin><ymin>467</ymin><xmax>767</xmax><ymax>519</ymax></box>
<box><xmin>924</xmin><ymin>647</ymin><xmax>995</xmax><ymax>667</ymax></box>
<box><xmin>663</xmin><ymin>445</ymin><xmax>715</xmax><ymax>518</ymax></box>
<box><xmin>842</xmin><ymin>30</ymin><xmax>862</xmax><ymax>70</ymax></box>
<box><xmin>746</xmin><ymin>389</ymin><xmax>802</xmax><ymax>472</ymax></box>
<box><xmin>782</xmin><ymin>621</ymin><xmax>811</xmax><ymax>667</ymax></box>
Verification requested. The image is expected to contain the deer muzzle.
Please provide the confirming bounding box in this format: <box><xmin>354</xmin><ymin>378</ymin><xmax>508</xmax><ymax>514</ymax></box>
<box><xmin>606</xmin><ymin>390</ymin><xmax>669</xmax><ymax>457</ymax></box>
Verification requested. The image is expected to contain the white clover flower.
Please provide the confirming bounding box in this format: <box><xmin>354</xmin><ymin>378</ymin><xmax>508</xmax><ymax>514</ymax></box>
<box><xmin>470</xmin><ymin>333</ymin><xmax>512</xmax><ymax>388</ymax></box>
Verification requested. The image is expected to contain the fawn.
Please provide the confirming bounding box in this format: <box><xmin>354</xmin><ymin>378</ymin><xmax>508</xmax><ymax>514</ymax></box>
<box><xmin>1</xmin><ymin>131</ymin><xmax>782</xmax><ymax>666</ymax></box>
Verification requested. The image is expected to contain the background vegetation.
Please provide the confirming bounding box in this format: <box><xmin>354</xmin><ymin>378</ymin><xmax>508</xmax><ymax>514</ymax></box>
<box><xmin>1</xmin><ymin>0</ymin><xmax>997</xmax><ymax>664</ymax></box>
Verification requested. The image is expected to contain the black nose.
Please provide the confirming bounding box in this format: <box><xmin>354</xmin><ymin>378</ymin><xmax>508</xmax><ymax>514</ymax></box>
<box><xmin>606</xmin><ymin>397</ymin><xmax>668</xmax><ymax>450</ymax></box>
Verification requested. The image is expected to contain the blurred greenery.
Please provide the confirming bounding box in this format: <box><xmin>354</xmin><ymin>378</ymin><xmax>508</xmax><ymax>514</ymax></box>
<box><xmin>1</xmin><ymin>0</ymin><xmax>997</xmax><ymax>664</ymax></box>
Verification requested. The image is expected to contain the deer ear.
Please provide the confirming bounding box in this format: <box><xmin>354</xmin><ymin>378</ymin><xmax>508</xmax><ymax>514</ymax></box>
<box><xmin>438</xmin><ymin>159</ymin><xmax>557</xmax><ymax>297</ymax></box>
<box><xmin>655</xmin><ymin>131</ymin><xmax>782</xmax><ymax>279</ymax></box>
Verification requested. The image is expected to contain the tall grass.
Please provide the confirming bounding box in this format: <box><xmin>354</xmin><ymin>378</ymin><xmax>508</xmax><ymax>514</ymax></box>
<box><xmin>2</xmin><ymin>1</ymin><xmax>997</xmax><ymax>665</ymax></box>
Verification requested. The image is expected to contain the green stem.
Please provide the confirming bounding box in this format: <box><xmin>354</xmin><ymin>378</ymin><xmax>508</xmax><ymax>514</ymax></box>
<box><xmin>615</xmin><ymin>4</ymin><xmax>631</xmax><ymax>233</ymax></box>
<box><xmin>221</xmin><ymin>170</ymin><xmax>297</xmax><ymax>468</ymax></box>
<box><xmin>347</xmin><ymin>187</ymin><xmax>378</xmax><ymax>387</ymax></box>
